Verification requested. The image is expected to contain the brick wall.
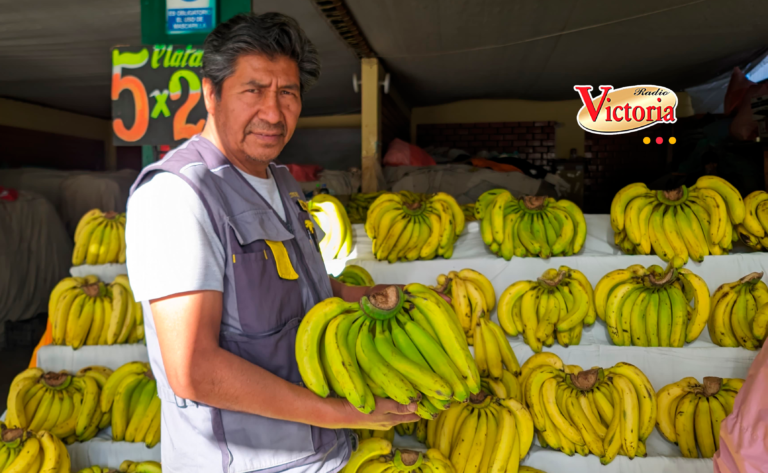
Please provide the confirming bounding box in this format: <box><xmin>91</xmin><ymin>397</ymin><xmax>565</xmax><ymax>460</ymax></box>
<box><xmin>416</xmin><ymin>121</ymin><xmax>557</xmax><ymax>162</ymax></box>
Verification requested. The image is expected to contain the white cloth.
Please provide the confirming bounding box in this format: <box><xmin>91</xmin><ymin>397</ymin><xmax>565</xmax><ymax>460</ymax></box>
<box><xmin>0</xmin><ymin>191</ymin><xmax>72</xmax><ymax>337</ymax></box>
<box><xmin>125</xmin><ymin>167</ymin><xmax>285</xmax><ymax>302</ymax></box>
<box><xmin>35</xmin><ymin>343</ymin><xmax>149</xmax><ymax>372</ymax></box>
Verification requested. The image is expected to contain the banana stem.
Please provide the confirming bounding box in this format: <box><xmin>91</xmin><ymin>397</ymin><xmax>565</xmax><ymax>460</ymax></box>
<box><xmin>104</xmin><ymin>211</ymin><xmax>119</xmax><ymax>219</ymax></box>
<box><xmin>648</xmin><ymin>268</ymin><xmax>676</xmax><ymax>287</ymax></box>
<box><xmin>538</xmin><ymin>270</ymin><xmax>567</xmax><ymax>288</ymax></box>
<box><xmin>569</xmin><ymin>369</ymin><xmax>599</xmax><ymax>391</ymax></box>
<box><xmin>83</xmin><ymin>283</ymin><xmax>100</xmax><ymax>298</ymax></box>
<box><xmin>469</xmin><ymin>391</ymin><xmax>488</xmax><ymax>404</ymax></box>
<box><xmin>42</xmin><ymin>371</ymin><xmax>70</xmax><ymax>388</ymax></box>
<box><xmin>738</xmin><ymin>272</ymin><xmax>764</xmax><ymax>285</ymax></box>
<box><xmin>702</xmin><ymin>377</ymin><xmax>722</xmax><ymax>397</ymax></box>
<box><xmin>656</xmin><ymin>186</ymin><xmax>689</xmax><ymax>206</ymax></box>
<box><xmin>1</xmin><ymin>428</ymin><xmax>24</xmax><ymax>443</ymax></box>
<box><xmin>522</xmin><ymin>196</ymin><xmax>547</xmax><ymax>211</ymax></box>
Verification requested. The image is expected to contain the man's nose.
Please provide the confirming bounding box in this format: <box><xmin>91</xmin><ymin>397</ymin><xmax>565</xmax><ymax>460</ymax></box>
<box><xmin>258</xmin><ymin>90</ymin><xmax>282</xmax><ymax>125</ymax></box>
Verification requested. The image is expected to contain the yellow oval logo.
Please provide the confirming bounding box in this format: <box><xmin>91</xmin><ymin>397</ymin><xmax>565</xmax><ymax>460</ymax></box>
<box><xmin>574</xmin><ymin>85</ymin><xmax>678</xmax><ymax>135</ymax></box>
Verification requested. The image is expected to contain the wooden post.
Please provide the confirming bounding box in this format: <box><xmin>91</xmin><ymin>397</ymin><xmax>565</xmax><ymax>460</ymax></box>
<box><xmin>361</xmin><ymin>58</ymin><xmax>383</xmax><ymax>193</ymax></box>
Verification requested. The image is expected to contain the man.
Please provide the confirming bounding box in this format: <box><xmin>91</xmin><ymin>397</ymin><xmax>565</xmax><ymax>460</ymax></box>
<box><xmin>126</xmin><ymin>13</ymin><xmax>420</xmax><ymax>473</ymax></box>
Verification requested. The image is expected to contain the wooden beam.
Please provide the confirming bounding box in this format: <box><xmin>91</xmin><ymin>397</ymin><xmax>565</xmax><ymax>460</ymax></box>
<box><xmin>361</xmin><ymin>58</ymin><xmax>383</xmax><ymax>192</ymax></box>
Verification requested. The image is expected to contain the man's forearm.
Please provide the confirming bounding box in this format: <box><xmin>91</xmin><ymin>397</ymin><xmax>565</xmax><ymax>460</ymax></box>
<box><xmin>182</xmin><ymin>344</ymin><xmax>351</xmax><ymax>429</ymax></box>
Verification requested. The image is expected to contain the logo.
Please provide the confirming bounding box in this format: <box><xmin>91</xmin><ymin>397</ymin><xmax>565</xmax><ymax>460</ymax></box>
<box><xmin>289</xmin><ymin>191</ymin><xmax>300</xmax><ymax>199</ymax></box>
<box><xmin>574</xmin><ymin>85</ymin><xmax>677</xmax><ymax>135</ymax></box>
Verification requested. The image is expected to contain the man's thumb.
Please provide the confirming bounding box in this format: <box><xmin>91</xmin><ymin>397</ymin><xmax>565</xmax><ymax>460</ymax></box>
<box><xmin>395</xmin><ymin>401</ymin><xmax>418</xmax><ymax>414</ymax></box>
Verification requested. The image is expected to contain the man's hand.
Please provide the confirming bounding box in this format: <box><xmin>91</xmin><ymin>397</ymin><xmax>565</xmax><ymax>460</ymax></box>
<box><xmin>336</xmin><ymin>397</ymin><xmax>421</xmax><ymax>430</ymax></box>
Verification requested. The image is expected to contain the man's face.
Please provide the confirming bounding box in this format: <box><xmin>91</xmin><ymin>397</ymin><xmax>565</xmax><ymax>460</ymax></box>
<box><xmin>208</xmin><ymin>54</ymin><xmax>302</xmax><ymax>164</ymax></box>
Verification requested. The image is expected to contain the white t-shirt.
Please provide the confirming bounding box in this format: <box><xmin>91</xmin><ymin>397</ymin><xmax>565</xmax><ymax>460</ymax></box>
<box><xmin>125</xmin><ymin>166</ymin><xmax>286</xmax><ymax>302</ymax></box>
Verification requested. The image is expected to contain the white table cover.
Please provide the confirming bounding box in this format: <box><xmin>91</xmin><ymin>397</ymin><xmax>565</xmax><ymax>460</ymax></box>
<box><xmin>70</xmin><ymin>263</ymin><xmax>129</xmax><ymax>285</ymax></box>
<box><xmin>36</xmin><ymin>343</ymin><xmax>149</xmax><ymax>373</ymax></box>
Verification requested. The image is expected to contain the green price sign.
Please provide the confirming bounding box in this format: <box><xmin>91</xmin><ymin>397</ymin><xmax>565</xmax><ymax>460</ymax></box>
<box><xmin>111</xmin><ymin>45</ymin><xmax>207</xmax><ymax>146</ymax></box>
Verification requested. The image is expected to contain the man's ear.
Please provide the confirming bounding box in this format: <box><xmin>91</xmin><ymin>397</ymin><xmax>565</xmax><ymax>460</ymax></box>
<box><xmin>202</xmin><ymin>77</ymin><xmax>217</xmax><ymax>116</ymax></box>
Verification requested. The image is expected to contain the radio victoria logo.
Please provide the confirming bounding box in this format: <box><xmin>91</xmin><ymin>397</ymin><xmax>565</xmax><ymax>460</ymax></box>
<box><xmin>574</xmin><ymin>85</ymin><xmax>678</xmax><ymax>135</ymax></box>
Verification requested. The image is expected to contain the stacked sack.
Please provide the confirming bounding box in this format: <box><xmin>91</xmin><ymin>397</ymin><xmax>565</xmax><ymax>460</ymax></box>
<box><xmin>426</xmin><ymin>391</ymin><xmax>534</xmax><ymax>473</ymax></box>
<box><xmin>309</xmin><ymin>194</ymin><xmax>353</xmax><ymax>260</ymax></box>
<box><xmin>657</xmin><ymin>376</ymin><xmax>743</xmax><ymax>458</ymax></box>
<box><xmin>72</xmin><ymin>209</ymin><xmax>127</xmax><ymax>266</ymax></box>
<box><xmin>335</xmin><ymin>265</ymin><xmax>375</xmax><ymax>287</ymax></box>
<box><xmin>365</xmin><ymin>192</ymin><xmax>465</xmax><ymax>262</ymax></box>
<box><xmin>610</xmin><ymin>176</ymin><xmax>745</xmax><ymax>261</ymax></box>
<box><xmin>475</xmin><ymin>190</ymin><xmax>587</xmax><ymax>259</ymax></box>
<box><xmin>101</xmin><ymin>362</ymin><xmax>161</xmax><ymax>447</ymax></box>
<box><xmin>76</xmin><ymin>460</ymin><xmax>162</xmax><ymax>473</ymax></box>
<box><xmin>735</xmin><ymin>190</ymin><xmax>768</xmax><ymax>249</ymax></box>
<box><xmin>340</xmin><ymin>438</ymin><xmax>455</xmax><ymax>473</ymax></box>
<box><xmin>594</xmin><ymin>263</ymin><xmax>710</xmax><ymax>347</ymax></box>
<box><xmin>520</xmin><ymin>354</ymin><xmax>656</xmax><ymax>464</ymax></box>
<box><xmin>296</xmin><ymin>284</ymin><xmax>480</xmax><ymax>419</ymax></box>
<box><xmin>5</xmin><ymin>367</ymin><xmax>109</xmax><ymax>443</ymax></box>
<box><xmin>433</xmin><ymin>269</ymin><xmax>496</xmax><ymax>344</ymax></box>
<box><xmin>49</xmin><ymin>275</ymin><xmax>144</xmax><ymax>348</ymax></box>
<box><xmin>709</xmin><ymin>272</ymin><xmax>768</xmax><ymax>350</ymax></box>
<box><xmin>0</xmin><ymin>425</ymin><xmax>70</xmax><ymax>473</ymax></box>
<box><xmin>496</xmin><ymin>267</ymin><xmax>596</xmax><ymax>352</ymax></box>
<box><xmin>346</xmin><ymin>192</ymin><xmax>387</xmax><ymax>224</ymax></box>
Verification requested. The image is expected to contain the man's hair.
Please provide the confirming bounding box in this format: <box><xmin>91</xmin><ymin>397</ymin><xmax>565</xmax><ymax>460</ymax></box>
<box><xmin>202</xmin><ymin>12</ymin><xmax>321</xmax><ymax>99</ymax></box>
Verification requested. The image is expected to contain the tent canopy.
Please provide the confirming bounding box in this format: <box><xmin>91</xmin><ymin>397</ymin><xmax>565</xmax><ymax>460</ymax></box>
<box><xmin>0</xmin><ymin>0</ymin><xmax>766</xmax><ymax>119</ymax></box>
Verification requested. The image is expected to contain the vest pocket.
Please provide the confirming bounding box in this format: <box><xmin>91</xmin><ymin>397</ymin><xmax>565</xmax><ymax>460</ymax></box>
<box><xmin>220</xmin><ymin>317</ymin><xmax>302</xmax><ymax>383</ymax></box>
<box><xmin>219</xmin><ymin>408</ymin><xmax>316</xmax><ymax>473</ymax></box>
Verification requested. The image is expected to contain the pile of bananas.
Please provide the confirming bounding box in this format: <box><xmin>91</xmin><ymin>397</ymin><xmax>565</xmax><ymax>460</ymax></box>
<box><xmin>657</xmin><ymin>376</ymin><xmax>742</xmax><ymax>458</ymax></box>
<box><xmin>433</xmin><ymin>269</ymin><xmax>496</xmax><ymax>343</ymax></box>
<box><xmin>475</xmin><ymin>190</ymin><xmax>587</xmax><ymax>260</ymax></box>
<box><xmin>709</xmin><ymin>272</ymin><xmax>768</xmax><ymax>350</ymax></box>
<box><xmin>594</xmin><ymin>263</ymin><xmax>710</xmax><ymax>347</ymax></box>
<box><xmin>340</xmin><ymin>437</ymin><xmax>455</xmax><ymax>473</ymax></box>
<box><xmin>5</xmin><ymin>367</ymin><xmax>109</xmax><ymax>443</ymax></box>
<box><xmin>0</xmin><ymin>425</ymin><xmax>70</xmax><ymax>473</ymax></box>
<box><xmin>610</xmin><ymin>176</ymin><xmax>745</xmax><ymax>261</ymax></box>
<box><xmin>50</xmin><ymin>275</ymin><xmax>144</xmax><ymax>348</ymax></box>
<box><xmin>521</xmin><ymin>353</ymin><xmax>655</xmax><ymax>464</ymax></box>
<box><xmin>309</xmin><ymin>194</ymin><xmax>354</xmax><ymax>260</ymax></box>
<box><xmin>426</xmin><ymin>392</ymin><xmax>534</xmax><ymax>473</ymax></box>
<box><xmin>735</xmin><ymin>190</ymin><xmax>768</xmax><ymax>249</ymax></box>
<box><xmin>480</xmin><ymin>368</ymin><xmax>523</xmax><ymax>403</ymax></box>
<box><xmin>473</xmin><ymin>318</ymin><xmax>520</xmax><ymax>382</ymax></box>
<box><xmin>365</xmin><ymin>192</ymin><xmax>464</xmax><ymax>262</ymax></box>
<box><xmin>497</xmin><ymin>267</ymin><xmax>596</xmax><ymax>352</ymax></box>
<box><xmin>101</xmin><ymin>362</ymin><xmax>161</xmax><ymax>447</ymax></box>
<box><xmin>296</xmin><ymin>284</ymin><xmax>480</xmax><ymax>419</ymax></box>
<box><xmin>335</xmin><ymin>265</ymin><xmax>375</xmax><ymax>287</ymax></box>
<box><xmin>73</xmin><ymin>209</ymin><xmax>127</xmax><ymax>266</ymax></box>
<box><xmin>346</xmin><ymin>192</ymin><xmax>388</xmax><ymax>224</ymax></box>
<box><xmin>353</xmin><ymin>420</ymin><xmax>427</xmax><ymax>443</ymax></box>
<box><xmin>354</xmin><ymin>427</ymin><xmax>395</xmax><ymax>443</ymax></box>
<box><xmin>77</xmin><ymin>460</ymin><xmax>161</xmax><ymax>473</ymax></box>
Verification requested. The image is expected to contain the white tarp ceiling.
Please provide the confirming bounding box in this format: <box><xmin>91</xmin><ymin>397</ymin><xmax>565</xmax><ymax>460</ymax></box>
<box><xmin>0</xmin><ymin>0</ymin><xmax>766</xmax><ymax>119</ymax></box>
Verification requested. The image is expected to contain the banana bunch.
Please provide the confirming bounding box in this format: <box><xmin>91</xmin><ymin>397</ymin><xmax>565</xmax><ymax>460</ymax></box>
<box><xmin>656</xmin><ymin>376</ymin><xmax>742</xmax><ymax>458</ymax></box>
<box><xmin>709</xmin><ymin>272</ymin><xmax>768</xmax><ymax>350</ymax></box>
<box><xmin>336</xmin><ymin>265</ymin><xmax>375</xmax><ymax>287</ymax></box>
<box><xmin>520</xmin><ymin>353</ymin><xmax>656</xmax><ymax>464</ymax></box>
<box><xmin>49</xmin><ymin>275</ymin><xmax>144</xmax><ymax>348</ymax></box>
<box><xmin>460</xmin><ymin>203</ymin><xmax>476</xmax><ymax>222</ymax></box>
<box><xmin>340</xmin><ymin>436</ymin><xmax>455</xmax><ymax>473</ymax></box>
<box><xmin>610</xmin><ymin>176</ymin><xmax>745</xmax><ymax>261</ymax></box>
<box><xmin>497</xmin><ymin>267</ymin><xmax>596</xmax><ymax>353</ymax></box>
<box><xmin>101</xmin><ymin>362</ymin><xmax>161</xmax><ymax>447</ymax></box>
<box><xmin>594</xmin><ymin>263</ymin><xmax>710</xmax><ymax>347</ymax></box>
<box><xmin>734</xmin><ymin>190</ymin><xmax>768</xmax><ymax>249</ymax></box>
<box><xmin>116</xmin><ymin>460</ymin><xmax>162</xmax><ymax>473</ymax></box>
<box><xmin>426</xmin><ymin>391</ymin><xmax>534</xmax><ymax>473</ymax></box>
<box><xmin>433</xmin><ymin>269</ymin><xmax>496</xmax><ymax>343</ymax></box>
<box><xmin>0</xmin><ymin>425</ymin><xmax>71</xmax><ymax>473</ymax></box>
<box><xmin>5</xmin><ymin>367</ymin><xmax>108</xmax><ymax>443</ymax></box>
<box><xmin>354</xmin><ymin>428</ymin><xmax>395</xmax><ymax>443</ymax></box>
<box><xmin>366</xmin><ymin>192</ymin><xmax>465</xmax><ymax>262</ymax></box>
<box><xmin>475</xmin><ymin>190</ymin><xmax>587</xmax><ymax>260</ymax></box>
<box><xmin>309</xmin><ymin>194</ymin><xmax>354</xmax><ymax>260</ymax></box>
<box><xmin>473</xmin><ymin>319</ymin><xmax>521</xmax><ymax>381</ymax></box>
<box><xmin>394</xmin><ymin>422</ymin><xmax>417</xmax><ymax>438</ymax></box>
<box><xmin>481</xmin><ymin>369</ymin><xmax>523</xmax><ymax>403</ymax></box>
<box><xmin>296</xmin><ymin>284</ymin><xmax>480</xmax><ymax>419</ymax></box>
<box><xmin>73</xmin><ymin>209</ymin><xmax>127</xmax><ymax>266</ymax></box>
<box><xmin>347</xmin><ymin>192</ymin><xmax>388</xmax><ymax>224</ymax></box>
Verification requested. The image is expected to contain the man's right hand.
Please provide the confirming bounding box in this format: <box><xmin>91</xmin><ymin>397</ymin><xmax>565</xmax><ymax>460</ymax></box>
<box><xmin>335</xmin><ymin>397</ymin><xmax>421</xmax><ymax>430</ymax></box>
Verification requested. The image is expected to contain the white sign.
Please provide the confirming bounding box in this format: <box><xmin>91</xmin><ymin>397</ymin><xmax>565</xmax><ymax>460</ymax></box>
<box><xmin>167</xmin><ymin>0</ymin><xmax>215</xmax><ymax>35</ymax></box>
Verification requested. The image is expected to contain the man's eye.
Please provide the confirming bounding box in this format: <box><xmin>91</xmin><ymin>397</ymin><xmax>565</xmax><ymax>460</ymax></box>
<box><xmin>245</xmin><ymin>89</ymin><xmax>256</xmax><ymax>94</ymax></box>
<box><xmin>281</xmin><ymin>90</ymin><xmax>296</xmax><ymax>96</ymax></box>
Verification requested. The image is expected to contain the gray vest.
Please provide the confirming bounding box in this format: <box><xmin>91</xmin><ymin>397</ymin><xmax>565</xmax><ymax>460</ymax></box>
<box><xmin>129</xmin><ymin>135</ymin><xmax>352</xmax><ymax>473</ymax></box>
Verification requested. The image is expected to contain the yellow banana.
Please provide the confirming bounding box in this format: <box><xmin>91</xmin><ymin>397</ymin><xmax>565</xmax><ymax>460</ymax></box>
<box><xmin>675</xmin><ymin>392</ymin><xmax>699</xmax><ymax>458</ymax></box>
<box><xmin>694</xmin><ymin>175</ymin><xmax>745</xmax><ymax>224</ymax></box>
<box><xmin>610</xmin><ymin>183</ymin><xmax>650</xmax><ymax>232</ymax></box>
<box><xmin>611</xmin><ymin>374</ymin><xmax>639</xmax><ymax>459</ymax></box>
<box><xmin>695</xmin><ymin>395</ymin><xmax>717</xmax><ymax>458</ymax></box>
